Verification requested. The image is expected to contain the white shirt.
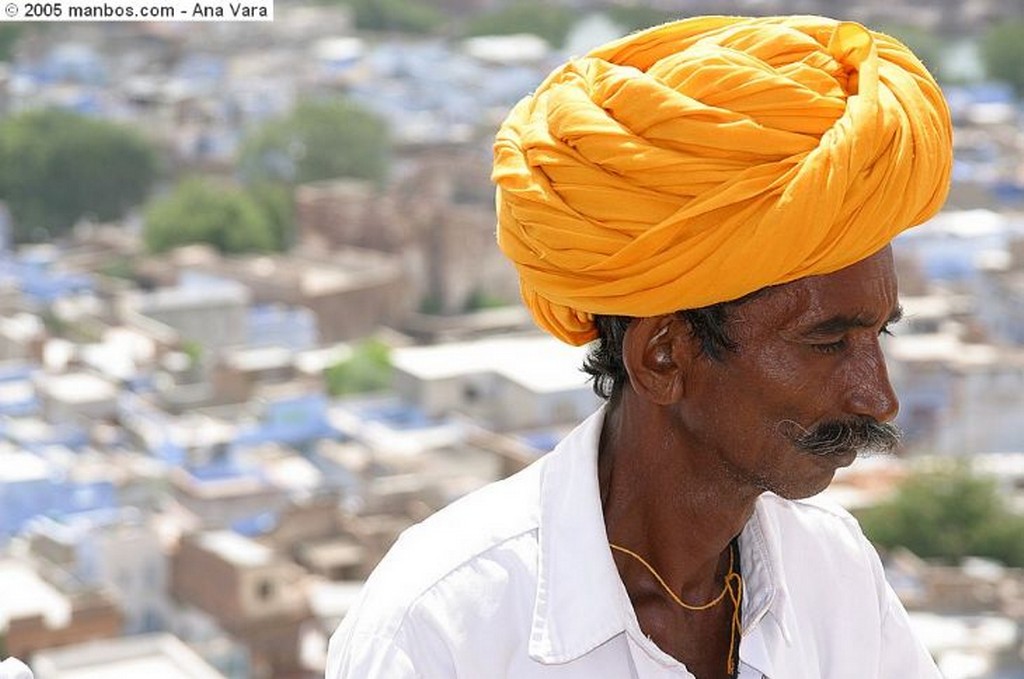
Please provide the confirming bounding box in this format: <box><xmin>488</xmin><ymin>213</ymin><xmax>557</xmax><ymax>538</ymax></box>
<box><xmin>327</xmin><ymin>408</ymin><xmax>940</xmax><ymax>678</ymax></box>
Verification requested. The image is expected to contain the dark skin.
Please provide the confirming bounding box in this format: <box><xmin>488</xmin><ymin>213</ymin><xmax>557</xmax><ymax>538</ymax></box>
<box><xmin>598</xmin><ymin>247</ymin><xmax>902</xmax><ymax>678</ymax></box>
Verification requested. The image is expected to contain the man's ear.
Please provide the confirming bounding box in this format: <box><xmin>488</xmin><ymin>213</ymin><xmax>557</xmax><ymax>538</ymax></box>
<box><xmin>621</xmin><ymin>315</ymin><xmax>692</xmax><ymax>405</ymax></box>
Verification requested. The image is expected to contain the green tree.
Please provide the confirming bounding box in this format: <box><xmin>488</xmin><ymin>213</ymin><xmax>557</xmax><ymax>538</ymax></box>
<box><xmin>238</xmin><ymin>99</ymin><xmax>390</xmax><ymax>187</ymax></box>
<box><xmin>99</xmin><ymin>256</ymin><xmax>136</xmax><ymax>280</ymax></box>
<box><xmin>461</xmin><ymin>1</ymin><xmax>575</xmax><ymax>48</ymax></box>
<box><xmin>247</xmin><ymin>182</ymin><xmax>296</xmax><ymax>251</ymax></box>
<box><xmin>325</xmin><ymin>340</ymin><xmax>393</xmax><ymax>395</ymax></box>
<box><xmin>340</xmin><ymin>0</ymin><xmax>444</xmax><ymax>34</ymax></box>
<box><xmin>143</xmin><ymin>178</ymin><xmax>276</xmax><ymax>255</ymax></box>
<box><xmin>463</xmin><ymin>288</ymin><xmax>508</xmax><ymax>312</ymax></box>
<box><xmin>981</xmin><ymin>20</ymin><xmax>1024</xmax><ymax>96</ymax></box>
<box><xmin>0</xmin><ymin>109</ymin><xmax>158</xmax><ymax>242</ymax></box>
<box><xmin>0</xmin><ymin>25</ymin><xmax>24</xmax><ymax>61</ymax></box>
<box><xmin>181</xmin><ymin>339</ymin><xmax>204</xmax><ymax>367</ymax></box>
<box><xmin>859</xmin><ymin>463</ymin><xmax>1024</xmax><ymax>567</ymax></box>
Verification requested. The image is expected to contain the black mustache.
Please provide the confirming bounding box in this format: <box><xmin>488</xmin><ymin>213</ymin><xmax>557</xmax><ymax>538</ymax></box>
<box><xmin>780</xmin><ymin>418</ymin><xmax>902</xmax><ymax>458</ymax></box>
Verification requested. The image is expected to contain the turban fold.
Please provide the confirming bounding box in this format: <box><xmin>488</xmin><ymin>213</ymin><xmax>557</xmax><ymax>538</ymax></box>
<box><xmin>493</xmin><ymin>16</ymin><xmax>953</xmax><ymax>345</ymax></box>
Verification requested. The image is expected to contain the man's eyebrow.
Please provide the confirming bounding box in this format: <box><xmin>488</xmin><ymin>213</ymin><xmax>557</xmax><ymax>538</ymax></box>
<box><xmin>803</xmin><ymin>304</ymin><xmax>904</xmax><ymax>336</ymax></box>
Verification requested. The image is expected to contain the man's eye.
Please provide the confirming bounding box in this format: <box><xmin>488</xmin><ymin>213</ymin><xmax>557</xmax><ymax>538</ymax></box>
<box><xmin>879</xmin><ymin>324</ymin><xmax>895</xmax><ymax>337</ymax></box>
<box><xmin>813</xmin><ymin>339</ymin><xmax>846</xmax><ymax>354</ymax></box>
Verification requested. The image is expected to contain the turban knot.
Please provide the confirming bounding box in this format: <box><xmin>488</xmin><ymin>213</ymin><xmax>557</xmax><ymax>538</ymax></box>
<box><xmin>493</xmin><ymin>16</ymin><xmax>952</xmax><ymax>344</ymax></box>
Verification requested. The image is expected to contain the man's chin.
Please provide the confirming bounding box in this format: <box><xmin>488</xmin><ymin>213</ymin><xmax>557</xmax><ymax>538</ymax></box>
<box><xmin>773</xmin><ymin>478</ymin><xmax>834</xmax><ymax>500</ymax></box>
<box><xmin>771</xmin><ymin>450</ymin><xmax>858</xmax><ymax>499</ymax></box>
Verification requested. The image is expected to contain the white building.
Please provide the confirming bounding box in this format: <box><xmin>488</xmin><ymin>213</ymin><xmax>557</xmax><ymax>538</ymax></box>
<box><xmin>887</xmin><ymin>332</ymin><xmax>1024</xmax><ymax>455</ymax></box>
<box><xmin>0</xmin><ymin>313</ymin><xmax>44</xmax><ymax>361</ymax></box>
<box><xmin>31</xmin><ymin>633</ymin><xmax>225</xmax><ymax>679</ymax></box>
<box><xmin>0</xmin><ymin>559</ymin><xmax>71</xmax><ymax>636</ymax></box>
<box><xmin>26</xmin><ymin>509</ymin><xmax>171</xmax><ymax>635</ymax></box>
<box><xmin>391</xmin><ymin>334</ymin><xmax>599</xmax><ymax>431</ymax></box>
<box><xmin>0</xmin><ymin>447</ymin><xmax>56</xmax><ymax>540</ymax></box>
<box><xmin>35</xmin><ymin>372</ymin><xmax>119</xmax><ymax>425</ymax></box>
<box><xmin>124</xmin><ymin>276</ymin><xmax>250</xmax><ymax>353</ymax></box>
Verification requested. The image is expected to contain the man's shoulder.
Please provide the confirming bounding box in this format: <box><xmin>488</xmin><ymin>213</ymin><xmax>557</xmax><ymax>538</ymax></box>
<box><xmin>341</xmin><ymin>457</ymin><xmax>547</xmax><ymax>636</ymax></box>
<box><xmin>400</xmin><ymin>457</ymin><xmax>546</xmax><ymax>576</ymax></box>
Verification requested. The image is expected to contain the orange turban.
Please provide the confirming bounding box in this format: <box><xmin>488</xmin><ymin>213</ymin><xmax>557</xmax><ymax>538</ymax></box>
<box><xmin>493</xmin><ymin>16</ymin><xmax>952</xmax><ymax>345</ymax></box>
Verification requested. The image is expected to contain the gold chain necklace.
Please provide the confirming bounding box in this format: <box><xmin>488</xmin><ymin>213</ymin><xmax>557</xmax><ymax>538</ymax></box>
<box><xmin>609</xmin><ymin>540</ymin><xmax>744</xmax><ymax>676</ymax></box>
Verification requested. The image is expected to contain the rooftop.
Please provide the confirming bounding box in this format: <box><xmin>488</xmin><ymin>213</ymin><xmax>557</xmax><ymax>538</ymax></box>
<box><xmin>0</xmin><ymin>448</ymin><xmax>51</xmax><ymax>483</ymax></box>
<box><xmin>210</xmin><ymin>249</ymin><xmax>402</xmax><ymax>295</ymax></box>
<box><xmin>0</xmin><ymin>559</ymin><xmax>70</xmax><ymax>631</ymax></box>
<box><xmin>133</xmin><ymin>279</ymin><xmax>250</xmax><ymax>312</ymax></box>
<box><xmin>31</xmin><ymin>633</ymin><xmax>225</xmax><ymax>679</ymax></box>
<box><xmin>221</xmin><ymin>345</ymin><xmax>294</xmax><ymax>373</ymax></box>
<box><xmin>887</xmin><ymin>334</ymin><xmax>1010</xmax><ymax>367</ymax></box>
<box><xmin>392</xmin><ymin>335</ymin><xmax>591</xmax><ymax>394</ymax></box>
<box><xmin>197</xmin><ymin>530</ymin><xmax>273</xmax><ymax>568</ymax></box>
<box><xmin>307</xmin><ymin>579</ymin><xmax>364</xmax><ymax>619</ymax></box>
<box><xmin>37</xmin><ymin>372</ymin><xmax>117</xmax><ymax>404</ymax></box>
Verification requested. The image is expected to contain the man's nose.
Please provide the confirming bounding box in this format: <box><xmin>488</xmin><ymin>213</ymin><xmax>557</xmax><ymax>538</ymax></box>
<box><xmin>844</xmin><ymin>339</ymin><xmax>900</xmax><ymax>423</ymax></box>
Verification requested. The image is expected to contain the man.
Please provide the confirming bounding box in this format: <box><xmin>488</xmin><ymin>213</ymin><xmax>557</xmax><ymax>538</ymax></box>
<box><xmin>328</xmin><ymin>15</ymin><xmax>951</xmax><ymax>679</ymax></box>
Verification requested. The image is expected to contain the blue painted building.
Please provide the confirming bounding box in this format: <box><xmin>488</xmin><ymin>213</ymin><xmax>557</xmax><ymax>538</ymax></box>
<box><xmin>0</xmin><ymin>449</ymin><xmax>118</xmax><ymax>541</ymax></box>
<box><xmin>0</xmin><ymin>250</ymin><xmax>95</xmax><ymax>306</ymax></box>
<box><xmin>246</xmin><ymin>304</ymin><xmax>317</xmax><ymax>352</ymax></box>
<box><xmin>233</xmin><ymin>392</ymin><xmax>341</xmax><ymax>450</ymax></box>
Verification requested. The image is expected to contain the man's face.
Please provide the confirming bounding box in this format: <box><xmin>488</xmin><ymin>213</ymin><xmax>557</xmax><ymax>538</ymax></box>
<box><xmin>677</xmin><ymin>246</ymin><xmax>901</xmax><ymax>500</ymax></box>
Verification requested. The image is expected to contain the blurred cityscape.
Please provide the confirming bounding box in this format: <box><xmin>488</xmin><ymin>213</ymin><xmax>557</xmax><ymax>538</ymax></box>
<box><xmin>0</xmin><ymin>0</ymin><xmax>1023</xmax><ymax>677</ymax></box>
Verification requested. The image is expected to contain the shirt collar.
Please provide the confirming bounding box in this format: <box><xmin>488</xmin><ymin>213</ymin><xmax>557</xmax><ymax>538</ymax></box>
<box><xmin>739</xmin><ymin>498</ymin><xmax>795</xmax><ymax>644</ymax></box>
<box><xmin>528</xmin><ymin>406</ymin><xmax>797</xmax><ymax>664</ymax></box>
<box><xmin>529</xmin><ymin>406</ymin><xmax>626</xmax><ymax>663</ymax></box>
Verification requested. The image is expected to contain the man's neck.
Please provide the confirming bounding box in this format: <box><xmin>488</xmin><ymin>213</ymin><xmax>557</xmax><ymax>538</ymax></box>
<box><xmin>598</xmin><ymin>393</ymin><xmax>761</xmax><ymax>601</ymax></box>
